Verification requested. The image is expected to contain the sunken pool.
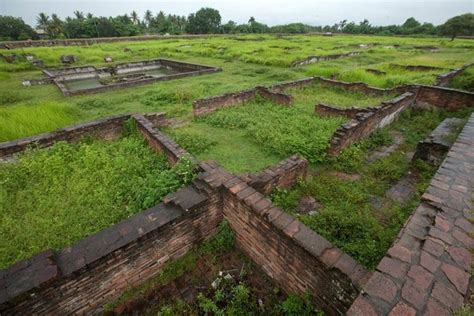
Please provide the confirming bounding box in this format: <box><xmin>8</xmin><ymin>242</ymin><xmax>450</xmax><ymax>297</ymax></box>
<box><xmin>25</xmin><ymin>59</ymin><xmax>221</xmax><ymax>96</ymax></box>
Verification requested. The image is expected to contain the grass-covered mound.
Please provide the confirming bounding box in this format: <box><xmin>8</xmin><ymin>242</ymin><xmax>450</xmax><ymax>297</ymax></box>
<box><xmin>0</xmin><ymin>125</ymin><xmax>196</xmax><ymax>269</ymax></box>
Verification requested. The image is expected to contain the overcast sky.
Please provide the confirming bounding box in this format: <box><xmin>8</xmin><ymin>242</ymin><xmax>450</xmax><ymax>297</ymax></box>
<box><xmin>1</xmin><ymin>0</ymin><xmax>472</xmax><ymax>27</ymax></box>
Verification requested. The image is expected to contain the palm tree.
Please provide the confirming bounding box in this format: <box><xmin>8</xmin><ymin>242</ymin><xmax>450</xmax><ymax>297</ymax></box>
<box><xmin>131</xmin><ymin>11</ymin><xmax>139</xmax><ymax>25</ymax></box>
<box><xmin>74</xmin><ymin>10</ymin><xmax>85</xmax><ymax>20</ymax></box>
<box><xmin>86</xmin><ymin>13</ymin><xmax>94</xmax><ymax>19</ymax></box>
<box><xmin>36</xmin><ymin>12</ymin><xmax>50</xmax><ymax>31</ymax></box>
<box><xmin>49</xmin><ymin>14</ymin><xmax>63</xmax><ymax>38</ymax></box>
<box><xmin>144</xmin><ymin>10</ymin><xmax>153</xmax><ymax>28</ymax></box>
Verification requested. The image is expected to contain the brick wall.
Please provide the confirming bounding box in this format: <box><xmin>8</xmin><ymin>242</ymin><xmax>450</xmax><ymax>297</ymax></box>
<box><xmin>435</xmin><ymin>63</ymin><xmax>472</xmax><ymax>87</ymax></box>
<box><xmin>219</xmin><ymin>173</ymin><xmax>368</xmax><ymax>315</ymax></box>
<box><xmin>347</xmin><ymin>113</ymin><xmax>474</xmax><ymax>316</ymax></box>
<box><xmin>314</xmin><ymin>103</ymin><xmax>368</xmax><ymax>119</ymax></box>
<box><xmin>328</xmin><ymin>93</ymin><xmax>415</xmax><ymax>156</ymax></box>
<box><xmin>133</xmin><ymin>114</ymin><xmax>190</xmax><ymax>166</ymax></box>
<box><xmin>0</xmin><ymin>113</ymin><xmax>167</xmax><ymax>159</ymax></box>
<box><xmin>412</xmin><ymin>85</ymin><xmax>474</xmax><ymax>111</ymax></box>
<box><xmin>192</xmin><ymin>86</ymin><xmax>294</xmax><ymax>117</ymax></box>
<box><xmin>0</xmin><ymin>179</ymin><xmax>223</xmax><ymax>314</ymax></box>
<box><xmin>291</xmin><ymin>52</ymin><xmax>360</xmax><ymax>67</ymax></box>
<box><xmin>244</xmin><ymin>155</ymin><xmax>308</xmax><ymax>195</ymax></box>
<box><xmin>313</xmin><ymin>76</ymin><xmax>390</xmax><ymax>96</ymax></box>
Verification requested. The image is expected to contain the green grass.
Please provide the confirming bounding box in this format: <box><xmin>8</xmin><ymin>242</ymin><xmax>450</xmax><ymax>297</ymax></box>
<box><xmin>449</xmin><ymin>65</ymin><xmax>474</xmax><ymax>91</ymax></box>
<box><xmin>0</xmin><ymin>125</ymin><xmax>196</xmax><ymax>268</ymax></box>
<box><xmin>0</xmin><ymin>102</ymin><xmax>80</xmax><ymax>142</ymax></box>
<box><xmin>272</xmin><ymin>108</ymin><xmax>473</xmax><ymax>269</ymax></box>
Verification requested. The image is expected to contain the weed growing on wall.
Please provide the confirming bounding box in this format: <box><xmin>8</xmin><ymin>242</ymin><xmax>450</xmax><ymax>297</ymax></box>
<box><xmin>0</xmin><ymin>129</ymin><xmax>196</xmax><ymax>268</ymax></box>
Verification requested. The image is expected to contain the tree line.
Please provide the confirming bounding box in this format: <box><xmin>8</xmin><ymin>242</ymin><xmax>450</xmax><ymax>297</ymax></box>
<box><xmin>0</xmin><ymin>8</ymin><xmax>472</xmax><ymax>41</ymax></box>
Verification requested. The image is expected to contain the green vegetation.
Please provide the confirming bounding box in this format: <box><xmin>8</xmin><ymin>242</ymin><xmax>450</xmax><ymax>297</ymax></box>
<box><xmin>272</xmin><ymin>108</ymin><xmax>472</xmax><ymax>269</ymax></box>
<box><xmin>450</xmin><ymin>65</ymin><xmax>474</xmax><ymax>91</ymax></box>
<box><xmin>107</xmin><ymin>221</ymin><xmax>321</xmax><ymax>315</ymax></box>
<box><xmin>0</xmin><ymin>102</ymin><xmax>80</xmax><ymax>142</ymax></box>
<box><xmin>0</xmin><ymin>123</ymin><xmax>196</xmax><ymax>268</ymax></box>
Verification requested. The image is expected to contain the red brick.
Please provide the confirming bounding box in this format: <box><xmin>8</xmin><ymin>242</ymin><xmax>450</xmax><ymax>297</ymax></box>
<box><xmin>320</xmin><ymin>247</ymin><xmax>343</xmax><ymax>268</ymax></box>
<box><xmin>420</xmin><ymin>251</ymin><xmax>441</xmax><ymax>273</ymax></box>
<box><xmin>434</xmin><ymin>215</ymin><xmax>451</xmax><ymax>232</ymax></box>
<box><xmin>407</xmin><ymin>265</ymin><xmax>434</xmax><ymax>290</ymax></box>
<box><xmin>447</xmin><ymin>246</ymin><xmax>471</xmax><ymax>271</ymax></box>
<box><xmin>228</xmin><ymin>182</ymin><xmax>247</xmax><ymax>194</ymax></box>
<box><xmin>388</xmin><ymin>302</ymin><xmax>416</xmax><ymax>316</ymax></box>
<box><xmin>429</xmin><ymin>227</ymin><xmax>453</xmax><ymax>245</ymax></box>
<box><xmin>431</xmin><ymin>282</ymin><xmax>464</xmax><ymax>310</ymax></box>
<box><xmin>401</xmin><ymin>279</ymin><xmax>427</xmax><ymax>309</ymax></box>
<box><xmin>423</xmin><ymin>238</ymin><xmax>445</xmax><ymax>257</ymax></box>
<box><xmin>424</xmin><ymin>299</ymin><xmax>450</xmax><ymax>316</ymax></box>
<box><xmin>364</xmin><ymin>272</ymin><xmax>398</xmax><ymax>304</ymax></box>
<box><xmin>454</xmin><ymin>217</ymin><xmax>473</xmax><ymax>233</ymax></box>
<box><xmin>387</xmin><ymin>245</ymin><xmax>412</xmax><ymax>263</ymax></box>
<box><xmin>377</xmin><ymin>257</ymin><xmax>408</xmax><ymax>280</ymax></box>
<box><xmin>334</xmin><ymin>253</ymin><xmax>357</xmax><ymax>275</ymax></box>
<box><xmin>453</xmin><ymin>228</ymin><xmax>473</xmax><ymax>248</ymax></box>
<box><xmin>283</xmin><ymin>219</ymin><xmax>301</xmax><ymax>238</ymax></box>
<box><xmin>441</xmin><ymin>263</ymin><xmax>470</xmax><ymax>294</ymax></box>
<box><xmin>347</xmin><ymin>296</ymin><xmax>378</xmax><ymax>316</ymax></box>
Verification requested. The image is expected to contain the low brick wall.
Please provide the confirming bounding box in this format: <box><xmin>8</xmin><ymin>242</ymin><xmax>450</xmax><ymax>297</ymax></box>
<box><xmin>270</xmin><ymin>77</ymin><xmax>318</xmax><ymax>91</ymax></box>
<box><xmin>0</xmin><ymin>112</ymin><xmax>167</xmax><ymax>159</ymax></box>
<box><xmin>315</xmin><ymin>103</ymin><xmax>368</xmax><ymax>119</ymax></box>
<box><xmin>328</xmin><ymin>93</ymin><xmax>415</xmax><ymax>156</ymax></box>
<box><xmin>390</xmin><ymin>64</ymin><xmax>445</xmax><ymax>72</ymax></box>
<box><xmin>347</xmin><ymin>113</ymin><xmax>474</xmax><ymax>315</ymax></box>
<box><xmin>291</xmin><ymin>52</ymin><xmax>360</xmax><ymax>67</ymax></box>
<box><xmin>256</xmin><ymin>86</ymin><xmax>294</xmax><ymax>106</ymax></box>
<box><xmin>412</xmin><ymin>85</ymin><xmax>474</xmax><ymax>111</ymax></box>
<box><xmin>133</xmin><ymin>114</ymin><xmax>190</xmax><ymax>165</ymax></box>
<box><xmin>193</xmin><ymin>88</ymin><xmax>258</xmax><ymax>117</ymax></box>
<box><xmin>218</xmin><ymin>171</ymin><xmax>368</xmax><ymax>315</ymax></box>
<box><xmin>435</xmin><ymin>63</ymin><xmax>472</xmax><ymax>87</ymax></box>
<box><xmin>313</xmin><ymin>76</ymin><xmax>390</xmax><ymax>96</ymax></box>
<box><xmin>0</xmin><ymin>179</ymin><xmax>222</xmax><ymax>314</ymax></box>
<box><xmin>244</xmin><ymin>155</ymin><xmax>308</xmax><ymax>195</ymax></box>
<box><xmin>192</xmin><ymin>86</ymin><xmax>294</xmax><ymax>117</ymax></box>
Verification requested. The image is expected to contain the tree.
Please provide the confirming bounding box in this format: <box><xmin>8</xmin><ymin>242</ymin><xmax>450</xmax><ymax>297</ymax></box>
<box><xmin>74</xmin><ymin>11</ymin><xmax>84</xmax><ymax>20</ymax></box>
<box><xmin>186</xmin><ymin>8</ymin><xmax>221</xmax><ymax>34</ymax></box>
<box><xmin>144</xmin><ymin>10</ymin><xmax>153</xmax><ymax>28</ymax></box>
<box><xmin>131</xmin><ymin>11</ymin><xmax>139</xmax><ymax>25</ymax></box>
<box><xmin>36</xmin><ymin>12</ymin><xmax>50</xmax><ymax>32</ymax></box>
<box><xmin>402</xmin><ymin>17</ymin><xmax>420</xmax><ymax>29</ymax></box>
<box><xmin>440</xmin><ymin>13</ymin><xmax>474</xmax><ymax>40</ymax></box>
<box><xmin>49</xmin><ymin>14</ymin><xmax>64</xmax><ymax>38</ymax></box>
<box><xmin>0</xmin><ymin>15</ymin><xmax>37</xmax><ymax>40</ymax></box>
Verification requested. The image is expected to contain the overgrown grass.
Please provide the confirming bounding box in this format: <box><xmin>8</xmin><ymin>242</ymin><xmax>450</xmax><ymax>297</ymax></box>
<box><xmin>449</xmin><ymin>65</ymin><xmax>474</xmax><ymax>91</ymax></box>
<box><xmin>0</xmin><ymin>102</ymin><xmax>80</xmax><ymax>142</ymax></box>
<box><xmin>272</xmin><ymin>108</ymin><xmax>472</xmax><ymax>269</ymax></box>
<box><xmin>0</xmin><ymin>124</ymin><xmax>196</xmax><ymax>268</ymax></box>
<box><xmin>200</xmin><ymin>97</ymin><xmax>345</xmax><ymax>164</ymax></box>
